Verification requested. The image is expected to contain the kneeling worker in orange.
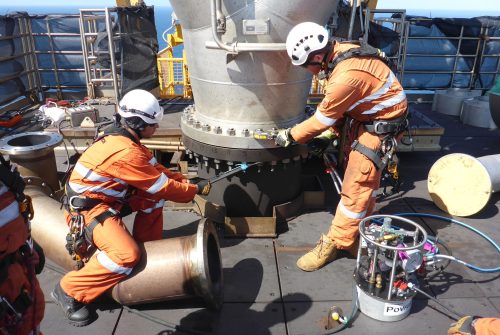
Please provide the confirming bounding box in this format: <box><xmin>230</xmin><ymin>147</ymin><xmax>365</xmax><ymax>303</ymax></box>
<box><xmin>275</xmin><ymin>22</ymin><xmax>408</xmax><ymax>271</ymax></box>
<box><xmin>0</xmin><ymin>155</ymin><xmax>45</xmax><ymax>334</ymax></box>
<box><xmin>52</xmin><ymin>89</ymin><xmax>211</xmax><ymax>326</ymax></box>
<box><xmin>448</xmin><ymin>315</ymin><xmax>500</xmax><ymax>335</ymax></box>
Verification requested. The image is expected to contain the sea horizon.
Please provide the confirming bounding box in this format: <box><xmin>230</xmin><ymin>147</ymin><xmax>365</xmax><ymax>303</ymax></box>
<box><xmin>2</xmin><ymin>5</ymin><xmax>500</xmax><ymax>51</ymax></box>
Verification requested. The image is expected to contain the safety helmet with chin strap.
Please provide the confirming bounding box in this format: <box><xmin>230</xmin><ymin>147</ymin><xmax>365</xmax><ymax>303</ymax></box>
<box><xmin>118</xmin><ymin>89</ymin><xmax>163</xmax><ymax>124</ymax></box>
<box><xmin>286</xmin><ymin>22</ymin><xmax>329</xmax><ymax>66</ymax></box>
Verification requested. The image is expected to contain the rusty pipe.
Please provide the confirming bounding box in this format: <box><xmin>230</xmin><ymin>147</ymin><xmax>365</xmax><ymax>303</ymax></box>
<box><xmin>26</xmin><ymin>186</ymin><xmax>223</xmax><ymax>309</ymax></box>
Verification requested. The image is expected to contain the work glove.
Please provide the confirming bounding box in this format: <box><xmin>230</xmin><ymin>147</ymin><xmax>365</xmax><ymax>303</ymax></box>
<box><xmin>307</xmin><ymin>129</ymin><xmax>337</xmax><ymax>157</ymax></box>
<box><xmin>275</xmin><ymin>128</ymin><xmax>294</xmax><ymax>147</ymax></box>
<box><xmin>195</xmin><ymin>178</ymin><xmax>211</xmax><ymax>196</ymax></box>
<box><xmin>447</xmin><ymin>316</ymin><xmax>478</xmax><ymax>335</ymax></box>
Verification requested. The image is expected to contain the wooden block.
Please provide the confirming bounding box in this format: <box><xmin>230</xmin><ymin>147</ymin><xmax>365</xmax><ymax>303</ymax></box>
<box><xmin>193</xmin><ymin>195</ymin><xmax>226</xmax><ymax>223</ymax></box>
<box><xmin>224</xmin><ymin>216</ymin><xmax>276</xmax><ymax>238</ymax></box>
<box><xmin>170</xmin><ymin>151</ymin><xmax>184</xmax><ymax>165</ymax></box>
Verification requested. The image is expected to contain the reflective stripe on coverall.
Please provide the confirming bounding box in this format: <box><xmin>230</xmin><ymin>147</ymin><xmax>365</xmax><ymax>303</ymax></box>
<box><xmin>0</xmin><ymin>184</ymin><xmax>44</xmax><ymax>335</ymax></box>
<box><xmin>61</xmin><ymin>133</ymin><xmax>198</xmax><ymax>303</ymax></box>
<box><xmin>290</xmin><ymin>42</ymin><xmax>407</xmax><ymax>249</ymax></box>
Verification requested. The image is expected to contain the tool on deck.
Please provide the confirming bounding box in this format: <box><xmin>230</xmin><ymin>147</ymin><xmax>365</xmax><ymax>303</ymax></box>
<box><xmin>0</xmin><ymin>111</ymin><xmax>22</xmax><ymax>128</ymax></box>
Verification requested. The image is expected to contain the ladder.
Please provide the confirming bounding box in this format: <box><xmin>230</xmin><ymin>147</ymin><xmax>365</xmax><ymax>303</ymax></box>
<box><xmin>79</xmin><ymin>8</ymin><xmax>120</xmax><ymax>101</ymax></box>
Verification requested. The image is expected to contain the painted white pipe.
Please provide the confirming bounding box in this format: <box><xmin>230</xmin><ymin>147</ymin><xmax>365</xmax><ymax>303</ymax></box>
<box><xmin>428</xmin><ymin>153</ymin><xmax>500</xmax><ymax>216</ymax></box>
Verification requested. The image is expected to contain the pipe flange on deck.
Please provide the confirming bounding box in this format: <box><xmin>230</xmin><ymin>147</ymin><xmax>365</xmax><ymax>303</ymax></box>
<box><xmin>0</xmin><ymin>131</ymin><xmax>63</xmax><ymax>157</ymax></box>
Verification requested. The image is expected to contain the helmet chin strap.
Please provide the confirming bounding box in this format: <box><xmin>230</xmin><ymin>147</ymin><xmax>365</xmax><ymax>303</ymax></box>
<box><xmin>317</xmin><ymin>43</ymin><xmax>335</xmax><ymax>80</ymax></box>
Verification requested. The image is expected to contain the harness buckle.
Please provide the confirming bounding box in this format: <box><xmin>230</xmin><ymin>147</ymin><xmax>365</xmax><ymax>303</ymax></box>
<box><xmin>374</xmin><ymin>121</ymin><xmax>390</xmax><ymax>134</ymax></box>
<box><xmin>68</xmin><ymin>195</ymin><xmax>85</xmax><ymax>210</ymax></box>
<box><xmin>107</xmin><ymin>207</ymin><xmax>119</xmax><ymax>216</ymax></box>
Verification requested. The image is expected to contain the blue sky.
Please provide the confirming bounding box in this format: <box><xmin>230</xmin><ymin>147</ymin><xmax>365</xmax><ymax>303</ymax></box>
<box><xmin>2</xmin><ymin>0</ymin><xmax>500</xmax><ymax>16</ymax></box>
<box><xmin>0</xmin><ymin>0</ymin><xmax>497</xmax><ymax>10</ymax></box>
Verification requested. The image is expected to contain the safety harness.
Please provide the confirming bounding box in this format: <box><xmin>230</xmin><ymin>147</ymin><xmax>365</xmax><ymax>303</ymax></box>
<box><xmin>0</xmin><ymin>156</ymin><xmax>39</xmax><ymax>333</ymax></box>
<box><xmin>325</xmin><ymin>40</ymin><xmax>395</xmax><ymax>75</ymax></box>
<box><xmin>321</xmin><ymin>41</ymin><xmax>409</xmax><ymax>172</ymax></box>
<box><xmin>62</xmin><ymin>124</ymin><xmax>137</xmax><ymax>270</ymax></box>
<box><xmin>350</xmin><ymin>114</ymin><xmax>409</xmax><ymax>170</ymax></box>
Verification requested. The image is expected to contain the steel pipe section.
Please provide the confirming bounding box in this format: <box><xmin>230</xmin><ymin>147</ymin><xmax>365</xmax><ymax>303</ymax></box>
<box><xmin>0</xmin><ymin>131</ymin><xmax>63</xmax><ymax>195</ymax></box>
<box><xmin>170</xmin><ymin>0</ymin><xmax>340</xmax><ymax>153</ymax></box>
<box><xmin>171</xmin><ymin>0</ymin><xmax>339</xmax><ymax>217</ymax></box>
<box><xmin>27</xmin><ymin>186</ymin><xmax>223</xmax><ymax>309</ymax></box>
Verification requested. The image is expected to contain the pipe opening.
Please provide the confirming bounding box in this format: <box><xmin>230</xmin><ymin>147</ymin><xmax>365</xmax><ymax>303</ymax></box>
<box><xmin>207</xmin><ymin>232</ymin><xmax>222</xmax><ymax>288</ymax></box>
<box><xmin>8</xmin><ymin>134</ymin><xmax>53</xmax><ymax>147</ymax></box>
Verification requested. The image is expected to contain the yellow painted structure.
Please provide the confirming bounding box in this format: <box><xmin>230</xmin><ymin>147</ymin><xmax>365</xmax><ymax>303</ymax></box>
<box><xmin>115</xmin><ymin>0</ymin><xmax>144</xmax><ymax>6</ymax></box>
<box><xmin>157</xmin><ymin>23</ymin><xmax>192</xmax><ymax>99</ymax></box>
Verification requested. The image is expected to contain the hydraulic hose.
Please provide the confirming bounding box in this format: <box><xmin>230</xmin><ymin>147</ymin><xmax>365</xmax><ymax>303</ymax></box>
<box><xmin>315</xmin><ymin>281</ymin><xmax>359</xmax><ymax>335</ymax></box>
<box><xmin>396</xmin><ymin>213</ymin><xmax>500</xmax><ymax>273</ymax></box>
<box><xmin>407</xmin><ymin>282</ymin><xmax>464</xmax><ymax>321</ymax></box>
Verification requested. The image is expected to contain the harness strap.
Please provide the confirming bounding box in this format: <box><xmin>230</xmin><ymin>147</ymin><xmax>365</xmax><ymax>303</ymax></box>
<box><xmin>68</xmin><ymin>196</ymin><xmax>102</xmax><ymax>211</ymax></box>
<box><xmin>364</xmin><ymin>116</ymin><xmax>408</xmax><ymax>134</ymax></box>
<box><xmin>84</xmin><ymin>208</ymin><xmax>119</xmax><ymax>247</ymax></box>
<box><xmin>327</xmin><ymin>41</ymin><xmax>394</xmax><ymax>75</ymax></box>
<box><xmin>351</xmin><ymin>140</ymin><xmax>385</xmax><ymax>170</ymax></box>
<box><xmin>0</xmin><ymin>156</ymin><xmax>25</xmax><ymax>203</ymax></box>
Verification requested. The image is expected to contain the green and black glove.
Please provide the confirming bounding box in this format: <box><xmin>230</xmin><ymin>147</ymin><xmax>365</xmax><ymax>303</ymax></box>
<box><xmin>307</xmin><ymin>129</ymin><xmax>337</xmax><ymax>157</ymax></box>
<box><xmin>275</xmin><ymin>128</ymin><xmax>294</xmax><ymax>147</ymax></box>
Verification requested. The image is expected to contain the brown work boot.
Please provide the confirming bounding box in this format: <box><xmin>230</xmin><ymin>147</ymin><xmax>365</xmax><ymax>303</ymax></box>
<box><xmin>296</xmin><ymin>234</ymin><xmax>338</xmax><ymax>272</ymax></box>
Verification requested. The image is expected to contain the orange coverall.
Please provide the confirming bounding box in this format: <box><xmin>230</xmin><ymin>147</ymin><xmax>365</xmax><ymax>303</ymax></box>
<box><xmin>290</xmin><ymin>42</ymin><xmax>407</xmax><ymax>249</ymax></box>
<box><xmin>473</xmin><ymin>318</ymin><xmax>500</xmax><ymax>335</ymax></box>
<box><xmin>0</xmin><ymin>183</ymin><xmax>44</xmax><ymax>335</ymax></box>
<box><xmin>61</xmin><ymin>130</ymin><xmax>198</xmax><ymax>303</ymax></box>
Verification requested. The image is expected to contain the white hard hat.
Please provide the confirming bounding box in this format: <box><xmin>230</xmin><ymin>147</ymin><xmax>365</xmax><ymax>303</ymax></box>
<box><xmin>118</xmin><ymin>89</ymin><xmax>163</xmax><ymax>124</ymax></box>
<box><xmin>286</xmin><ymin>22</ymin><xmax>329</xmax><ymax>66</ymax></box>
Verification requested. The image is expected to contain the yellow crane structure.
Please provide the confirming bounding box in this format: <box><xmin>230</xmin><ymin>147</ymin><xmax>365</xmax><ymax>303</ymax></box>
<box><xmin>156</xmin><ymin>18</ymin><xmax>192</xmax><ymax>99</ymax></box>
<box><xmin>115</xmin><ymin>0</ymin><xmax>192</xmax><ymax>98</ymax></box>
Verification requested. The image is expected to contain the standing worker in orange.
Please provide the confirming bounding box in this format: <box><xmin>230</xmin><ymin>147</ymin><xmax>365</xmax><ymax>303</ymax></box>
<box><xmin>275</xmin><ymin>22</ymin><xmax>408</xmax><ymax>271</ymax></box>
<box><xmin>0</xmin><ymin>155</ymin><xmax>45</xmax><ymax>334</ymax></box>
<box><xmin>52</xmin><ymin>89</ymin><xmax>211</xmax><ymax>326</ymax></box>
